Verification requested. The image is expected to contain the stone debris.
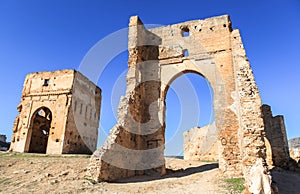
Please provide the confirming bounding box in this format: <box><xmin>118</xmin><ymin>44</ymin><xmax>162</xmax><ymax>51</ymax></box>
<box><xmin>50</xmin><ymin>179</ymin><xmax>59</xmax><ymax>184</ymax></box>
<box><xmin>59</xmin><ymin>171</ymin><xmax>69</xmax><ymax>177</ymax></box>
<box><xmin>45</xmin><ymin>173</ymin><xmax>52</xmax><ymax>177</ymax></box>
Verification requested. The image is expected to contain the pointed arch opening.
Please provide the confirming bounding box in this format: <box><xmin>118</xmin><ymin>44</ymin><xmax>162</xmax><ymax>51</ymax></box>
<box><xmin>28</xmin><ymin>107</ymin><xmax>52</xmax><ymax>153</ymax></box>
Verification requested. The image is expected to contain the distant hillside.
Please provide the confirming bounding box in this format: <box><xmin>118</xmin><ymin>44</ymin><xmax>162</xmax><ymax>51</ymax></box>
<box><xmin>289</xmin><ymin>138</ymin><xmax>300</xmax><ymax>149</ymax></box>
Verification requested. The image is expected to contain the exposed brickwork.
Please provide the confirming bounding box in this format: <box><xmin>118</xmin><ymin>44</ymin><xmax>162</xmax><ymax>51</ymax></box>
<box><xmin>231</xmin><ymin>29</ymin><xmax>268</xmax><ymax>186</ymax></box>
<box><xmin>183</xmin><ymin>123</ymin><xmax>218</xmax><ymax>161</ymax></box>
<box><xmin>289</xmin><ymin>138</ymin><xmax>300</xmax><ymax>162</ymax></box>
<box><xmin>10</xmin><ymin>70</ymin><xmax>101</xmax><ymax>154</ymax></box>
<box><xmin>86</xmin><ymin>15</ymin><xmax>269</xmax><ymax>190</ymax></box>
<box><xmin>262</xmin><ymin>104</ymin><xmax>290</xmax><ymax>167</ymax></box>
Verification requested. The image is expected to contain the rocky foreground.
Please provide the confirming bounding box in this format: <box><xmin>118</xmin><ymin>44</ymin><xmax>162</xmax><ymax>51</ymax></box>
<box><xmin>0</xmin><ymin>152</ymin><xmax>300</xmax><ymax>193</ymax></box>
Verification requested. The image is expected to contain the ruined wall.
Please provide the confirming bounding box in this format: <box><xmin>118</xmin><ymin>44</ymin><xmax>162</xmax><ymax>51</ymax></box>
<box><xmin>231</xmin><ymin>30</ymin><xmax>268</xmax><ymax>188</ymax></box>
<box><xmin>290</xmin><ymin>149</ymin><xmax>300</xmax><ymax>163</ymax></box>
<box><xmin>262</xmin><ymin>104</ymin><xmax>290</xmax><ymax>167</ymax></box>
<box><xmin>151</xmin><ymin>15</ymin><xmax>243</xmax><ymax>176</ymax></box>
<box><xmin>63</xmin><ymin>71</ymin><xmax>101</xmax><ymax>154</ymax></box>
<box><xmin>289</xmin><ymin>137</ymin><xmax>300</xmax><ymax>162</ymax></box>
<box><xmin>10</xmin><ymin>70</ymin><xmax>101</xmax><ymax>155</ymax></box>
<box><xmin>87</xmin><ymin>17</ymin><xmax>164</xmax><ymax>181</ymax></box>
<box><xmin>183</xmin><ymin>123</ymin><xmax>218</xmax><ymax>161</ymax></box>
<box><xmin>87</xmin><ymin>15</ymin><xmax>268</xmax><ymax>185</ymax></box>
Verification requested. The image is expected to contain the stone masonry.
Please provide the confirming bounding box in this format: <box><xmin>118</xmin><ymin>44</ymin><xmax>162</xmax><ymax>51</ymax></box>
<box><xmin>262</xmin><ymin>104</ymin><xmax>290</xmax><ymax>167</ymax></box>
<box><xmin>289</xmin><ymin>137</ymin><xmax>300</xmax><ymax>162</ymax></box>
<box><xmin>183</xmin><ymin>123</ymin><xmax>218</xmax><ymax>161</ymax></box>
<box><xmin>86</xmin><ymin>14</ymin><xmax>270</xmax><ymax>189</ymax></box>
<box><xmin>10</xmin><ymin>70</ymin><xmax>101</xmax><ymax>154</ymax></box>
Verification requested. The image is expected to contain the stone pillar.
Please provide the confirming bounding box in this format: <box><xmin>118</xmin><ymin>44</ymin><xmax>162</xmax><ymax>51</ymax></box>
<box><xmin>86</xmin><ymin>16</ymin><xmax>164</xmax><ymax>182</ymax></box>
<box><xmin>231</xmin><ymin>29</ymin><xmax>270</xmax><ymax>191</ymax></box>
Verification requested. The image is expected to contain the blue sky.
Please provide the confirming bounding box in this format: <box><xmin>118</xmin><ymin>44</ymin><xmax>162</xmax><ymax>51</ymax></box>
<box><xmin>0</xmin><ymin>0</ymin><xmax>299</xmax><ymax>155</ymax></box>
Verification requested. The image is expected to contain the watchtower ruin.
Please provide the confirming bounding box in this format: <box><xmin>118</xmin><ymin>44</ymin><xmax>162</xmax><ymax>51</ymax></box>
<box><xmin>10</xmin><ymin>70</ymin><xmax>101</xmax><ymax>154</ymax></box>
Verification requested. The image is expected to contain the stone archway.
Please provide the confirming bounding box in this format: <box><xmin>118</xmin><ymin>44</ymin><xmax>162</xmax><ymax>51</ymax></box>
<box><xmin>28</xmin><ymin>107</ymin><xmax>52</xmax><ymax>153</ymax></box>
<box><xmin>87</xmin><ymin>15</ymin><xmax>268</xmax><ymax>188</ymax></box>
<box><xmin>161</xmin><ymin>62</ymin><xmax>222</xmax><ymax>159</ymax></box>
<box><xmin>163</xmin><ymin>70</ymin><xmax>216</xmax><ymax>159</ymax></box>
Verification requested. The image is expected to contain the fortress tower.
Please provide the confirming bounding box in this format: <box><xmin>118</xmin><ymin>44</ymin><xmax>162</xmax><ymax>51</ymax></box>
<box><xmin>10</xmin><ymin>70</ymin><xmax>101</xmax><ymax>154</ymax></box>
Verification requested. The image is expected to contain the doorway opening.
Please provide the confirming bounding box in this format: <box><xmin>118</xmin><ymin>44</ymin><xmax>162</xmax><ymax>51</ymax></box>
<box><xmin>28</xmin><ymin>107</ymin><xmax>52</xmax><ymax>153</ymax></box>
<box><xmin>164</xmin><ymin>72</ymin><xmax>215</xmax><ymax>159</ymax></box>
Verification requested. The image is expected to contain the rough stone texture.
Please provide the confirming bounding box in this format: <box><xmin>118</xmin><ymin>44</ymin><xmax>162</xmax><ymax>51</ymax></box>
<box><xmin>262</xmin><ymin>104</ymin><xmax>290</xmax><ymax>167</ymax></box>
<box><xmin>230</xmin><ymin>29</ymin><xmax>269</xmax><ymax>187</ymax></box>
<box><xmin>86</xmin><ymin>15</ymin><xmax>268</xmax><ymax>189</ymax></box>
<box><xmin>289</xmin><ymin>138</ymin><xmax>300</xmax><ymax>162</ymax></box>
<box><xmin>248</xmin><ymin>158</ymin><xmax>272</xmax><ymax>194</ymax></box>
<box><xmin>289</xmin><ymin>137</ymin><xmax>300</xmax><ymax>149</ymax></box>
<box><xmin>289</xmin><ymin>149</ymin><xmax>300</xmax><ymax>163</ymax></box>
<box><xmin>9</xmin><ymin>70</ymin><xmax>101</xmax><ymax>154</ymax></box>
<box><xmin>183</xmin><ymin>123</ymin><xmax>218</xmax><ymax>161</ymax></box>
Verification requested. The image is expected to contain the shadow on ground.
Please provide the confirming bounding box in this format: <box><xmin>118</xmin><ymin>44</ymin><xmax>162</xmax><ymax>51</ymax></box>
<box><xmin>271</xmin><ymin>168</ymin><xmax>300</xmax><ymax>194</ymax></box>
<box><xmin>115</xmin><ymin>163</ymin><xmax>219</xmax><ymax>183</ymax></box>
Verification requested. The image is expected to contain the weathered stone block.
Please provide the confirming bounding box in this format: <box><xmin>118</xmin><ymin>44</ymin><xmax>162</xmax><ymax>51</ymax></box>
<box><xmin>10</xmin><ymin>70</ymin><xmax>101</xmax><ymax>155</ymax></box>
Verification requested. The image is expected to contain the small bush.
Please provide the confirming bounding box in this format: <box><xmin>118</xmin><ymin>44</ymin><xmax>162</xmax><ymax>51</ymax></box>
<box><xmin>223</xmin><ymin>177</ymin><xmax>245</xmax><ymax>193</ymax></box>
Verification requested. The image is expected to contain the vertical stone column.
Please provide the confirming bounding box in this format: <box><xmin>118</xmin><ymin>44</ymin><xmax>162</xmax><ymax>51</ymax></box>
<box><xmin>231</xmin><ymin>29</ymin><xmax>270</xmax><ymax>191</ymax></box>
<box><xmin>86</xmin><ymin>16</ymin><xmax>164</xmax><ymax>182</ymax></box>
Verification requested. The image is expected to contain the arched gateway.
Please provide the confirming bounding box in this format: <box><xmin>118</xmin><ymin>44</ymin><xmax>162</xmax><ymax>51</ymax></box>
<box><xmin>87</xmin><ymin>15</ymin><xmax>269</xmax><ymax>188</ymax></box>
<box><xmin>28</xmin><ymin>107</ymin><xmax>52</xmax><ymax>153</ymax></box>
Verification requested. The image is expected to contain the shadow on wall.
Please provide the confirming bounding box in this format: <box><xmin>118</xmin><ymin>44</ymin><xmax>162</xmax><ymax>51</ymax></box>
<box><xmin>115</xmin><ymin>163</ymin><xmax>218</xmax><ymax>183</ymax></box>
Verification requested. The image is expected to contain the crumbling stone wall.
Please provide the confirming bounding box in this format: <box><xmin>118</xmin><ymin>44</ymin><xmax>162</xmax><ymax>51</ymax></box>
<box><xmin>262</xmin><ymin>104</ymin><xmax>290</xmax><ymax>167</ymax></box>
<box><xmin>289</xmin><ymin>138</ymin><xmax>300</xmax><ymax>162</ymax></box>
<box><xmin>10</xmin><ymin>70</ymin><xmax>101</xmax><ymax>154</ymax></box>
<box><xmin>183</xmin><ymin>123</ymin><xmax>218</xmax><ymax>161</ymax></box>
<box><xmin>231</xmin><ymin>30</ymin><xmax>269</xmax><ymax>186</ymax></box>
<box><xmin>86</xmin><ymin>15</ymin><xmax>268</xmax><ymax>186</ymax></box>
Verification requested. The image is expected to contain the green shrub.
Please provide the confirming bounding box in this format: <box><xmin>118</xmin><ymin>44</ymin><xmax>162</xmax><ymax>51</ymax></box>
<box><xmin>223</xmin><ymin>177</ymin><xmax>245</xmax><ymax>193</ymax></box>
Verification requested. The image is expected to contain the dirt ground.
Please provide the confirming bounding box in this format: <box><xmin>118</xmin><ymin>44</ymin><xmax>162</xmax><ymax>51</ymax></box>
<box><xmin>1</xmin><ymin>152</ymin><xmax>300</xmax><ymax>194</ymax></box>
<box><xmin>0</xmin><ymin>152</ymin><xmax>225</xmax><ymax>194</ymax></box>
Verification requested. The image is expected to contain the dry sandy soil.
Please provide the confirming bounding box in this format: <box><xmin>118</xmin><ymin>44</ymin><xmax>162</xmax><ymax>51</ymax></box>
<box><xmin>1</xmin><ymin>152</ymin><xmax>300</xmax><ymax>194</ymax></box>
<box><xmin>0</xmin><ymin>152</ymin><xmax>225</xmax><ymax>194</ymax></box>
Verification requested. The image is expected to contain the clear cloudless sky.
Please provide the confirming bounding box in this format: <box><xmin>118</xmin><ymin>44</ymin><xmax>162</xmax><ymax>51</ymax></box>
<box><xmin>0</xmin><ymin>0</ymin><xmax>299</xmax><ymax>155</ymax></box>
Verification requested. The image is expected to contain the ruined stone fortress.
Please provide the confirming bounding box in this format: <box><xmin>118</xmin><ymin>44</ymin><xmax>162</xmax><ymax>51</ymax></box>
<box><xmin>10</xmin><ymin>70</ymin><xmax>101</xmax><ymax>154</ymax></box>
<box><xmin>9</xmin><ymin>15</ymin><xmax>296</xmax><ymax>191</ymax></box>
